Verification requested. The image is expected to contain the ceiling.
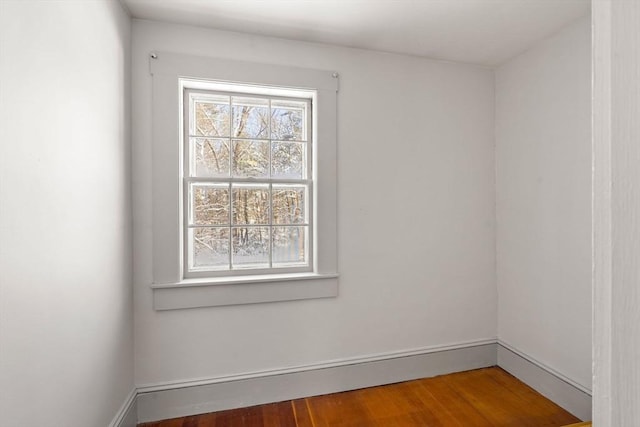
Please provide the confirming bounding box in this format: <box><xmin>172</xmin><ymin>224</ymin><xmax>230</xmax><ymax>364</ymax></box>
<box><xmin>122</xmin><ymin>0</ymin><xmax>590</xmax><ymax>66</ymax></box>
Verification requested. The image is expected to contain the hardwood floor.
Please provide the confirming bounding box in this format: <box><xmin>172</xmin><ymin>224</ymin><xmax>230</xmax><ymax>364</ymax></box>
<box><xmin>139</xmin><ymin>367</ymin><xmax>582</xmax><ymax>427</ymax></box>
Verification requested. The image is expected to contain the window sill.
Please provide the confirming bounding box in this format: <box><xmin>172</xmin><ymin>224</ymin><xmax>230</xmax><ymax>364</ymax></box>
<box><xmin>152</xmin><ymin>273</ymin><xmax>338</xmax><ymax>310</ymax></box>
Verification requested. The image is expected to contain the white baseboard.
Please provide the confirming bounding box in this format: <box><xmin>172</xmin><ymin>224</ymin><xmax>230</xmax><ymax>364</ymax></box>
<box><xmin>136</xmin><ymin>340</ymin><xmax>497</xmax><ymax>423</ymax></box>
<box><xmin>109</xmin><ymin>388</ymin><xmax>137</xmax><ymax>427</ymax></box>
<box><xmin>126</xmin><ymin>339</ymin><xmax>590</xmax><ymax>424</ymax></box>
<box><xmin>497</xmin><ymin>341</ymin><xmax>592</xmax><ymax>421</ymax></box>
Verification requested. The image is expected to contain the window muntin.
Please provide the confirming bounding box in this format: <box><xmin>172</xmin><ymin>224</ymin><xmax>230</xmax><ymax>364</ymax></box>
<box><xmin>183</xmin><ymin>88</ymin><xmax>312</xmax><ymax>277</ymax></box>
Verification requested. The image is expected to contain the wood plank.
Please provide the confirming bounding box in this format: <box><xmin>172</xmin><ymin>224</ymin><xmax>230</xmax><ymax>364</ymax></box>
<box><xmin>291</xmin><ymin>399</ymin><xmax>313</xmax><ymax>427</ymax></box>
<box><xmin>138</xmin><ymin>367</ymin><xmax>581</xmax><ymax>427</ymax></box>
<box><xmin>261</xmin><ymin>401</ymin><xmax>298</xmax><ymax>427</ymax></box>
<box><xmin>442</xmin><ymin>368</ymin><xmax>579</xmax><ymax>426</ymax></box>
<box><xmin>416</xmin><ymin>375</ymin><xmax>492</xmax><ymax>426</ymax></box>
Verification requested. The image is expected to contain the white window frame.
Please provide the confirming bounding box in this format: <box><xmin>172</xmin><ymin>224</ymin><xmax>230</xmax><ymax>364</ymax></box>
<box><xmin>182</xmin><ymin>87</ymin><xmax>313</xmax><ymax>278</ymax></box>
<box><xmin>149</xmin><ymin>52</ymin><xmax>339</xmax><ymax>310</ymax></box>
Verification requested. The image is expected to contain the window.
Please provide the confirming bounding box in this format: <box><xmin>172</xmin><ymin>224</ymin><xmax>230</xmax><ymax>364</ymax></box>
<box><xmin>184</xmin><ymin>87</ymin><xmax>313</xmax><ymax>277</ymax></box>
<box><xmin>149</xmin><ymin>53</ymin><xmax>338</xmax><ymax>309</ymax></box>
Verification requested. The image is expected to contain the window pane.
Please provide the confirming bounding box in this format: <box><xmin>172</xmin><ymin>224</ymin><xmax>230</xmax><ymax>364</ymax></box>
<box><xmin>192</xmin><ymin>95</ymin><xmax>230</xmax><ymax>137</ymax></box>
<box><xmin>273</xmin><ymin>226</ymin><xmax>307</xmax><ymax>265</ymax></box>
<box><xmin>271</xmin><ymin>141</ymin><xmax>305</xmax><ymax>179</ymax></box>
<box><xmin>272</xmin><ymin>185</ymin><xmax>306</xmax><ymax>224</ymax></box>
<box><xmin>271</xmin><ymin>100</ymin><xmax>306</xmax><ymax>141</ymax></box>
<box><xmin>232</xmin><ymin>185</ymin><xmax>269</xmax><ymax>225</ymax></box>
<box><xmin>232</xmin><ymin>140</ymin><xmax>269</xmax><ymax>178</ymax></box>
<box><xmin>232</xmin><ymin>227</ymin><xmax>270</xmax><ymax>267</ymax></box>
<box><xmin>232</xmin><ymin>97</ymin><xmax>269</xmax><ymax>139</ymax></box>
<box><xmin>190</xmin><ymin>138</ymin><xmax>230</xmax><ymax>177</ymax></box>
<box><xmin>190</xmin><ymin>227</ymin><xmax>230</xmax><ymax>270</ymax></box>
<box><xmin>190</xmin><ymin>183</ymin><xmax>229</xmax><ymax>225</ymax></box>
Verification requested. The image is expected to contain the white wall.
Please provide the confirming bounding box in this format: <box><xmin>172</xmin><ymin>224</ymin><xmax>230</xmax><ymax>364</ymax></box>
<box><xmin>0</xmin><ymin>1</ymin><xmax>134</xmax><ymax>426</ymax></box>
<box><xmin>132</xmin><ymin>20</ymin><xmax>496</xmax><ymax>386</ymax></box>
<box><xmin>496</xmin><ymin>17</ymin><xmax>592</xmax><ymax>390</ymax></box>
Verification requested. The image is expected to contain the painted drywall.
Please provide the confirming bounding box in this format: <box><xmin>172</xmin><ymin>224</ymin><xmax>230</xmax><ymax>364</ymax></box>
<box><xmin>0</xmin><ymin>1</ymin><xmax>134</xmax><ymax>426</ymax></box>
<box><xmin>132</xmin><ymin>20</ymin><xmax>496</xmax><ymax>386</ymax></box>
<box><xmin>123</xmin><ymin>0</ymin><xmax>590</xmax><ymax>67</ymax></box>
<box><xmin>496</xmin><ymin>16</ymin><xmax>592</xmax><ymax>391</ymax></box>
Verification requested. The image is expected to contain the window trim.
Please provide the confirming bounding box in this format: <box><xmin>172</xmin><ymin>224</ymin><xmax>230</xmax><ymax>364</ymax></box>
<box><xmin>149</xmin><ymin>52</ymin><xmax>339</xmax><ymax>309</ymax></box>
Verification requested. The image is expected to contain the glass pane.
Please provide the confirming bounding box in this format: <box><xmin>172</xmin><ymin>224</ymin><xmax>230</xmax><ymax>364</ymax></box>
<box><xmin>189</xmin><ymin>227</ymin><xmax>229</xmax><ymax>270</ymax></box>
<box><xmin>273</xmin><ymin>226</ymin><xmax>307</xmax><ymax>265</ymax></box>
<box><xmin>271</xmin><ymin>100</ymin><xmax>307</xmax><ymax>141</ymax></box>
<box><xmin>232</xmin><ymin>227</ymin><xmax>270</xmax><ymax>267</ymax></box>
<box><xmin>190</xmin><ymin>183</ymin><xmax>229</xmax><ymax>225</ymax></box>
<box><xmin>232</xmin><ymin>185</ymin><xmax>269</xmax><ymax>225</ymax></box>
<box><xmin>271</xmin><ymin>141</ymin><xmax>305</xmax><ymax>179</ymax></box>
<box><xmin>272</xmin><ymin>185</ymin><xmax>306</xmax><ymax>224</ymax></box>
<box><xmin>232</xmin><ymin>140</ymin><xmax>269</xmax><ymax>178</ymax></box>
<box><xmin>232</xmin><ymin>97</ymin><xmax>269</xmax><ymax>139</ymax></box>
<box><xmin>191</xmin><ymin>95</ymin><xmax>230</xmax><ymax>137</ymax></box>
<box><xmin>190</xmin><ymin>138</ymin><xmax>230</xmax><ymax>177</ymax></box>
